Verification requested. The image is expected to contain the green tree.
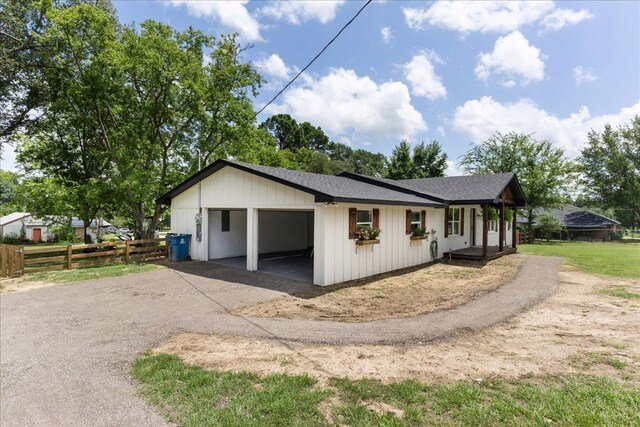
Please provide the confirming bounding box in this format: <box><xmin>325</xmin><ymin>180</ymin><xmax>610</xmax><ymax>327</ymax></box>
<box><xmin>579</xmin><ymin>117</ymin><xmax>640</xmax><ymax>229</ymax></box>
<box><xmin>30</xmin><ymin>1</ymin><xmax>263</xmax><ymax>238</ymax></box>
<box><xmin>0</xmin><ymin>170</ymin><xmax>25</xmax><ymax>215</ymax></box>
<box><xmin>459</xmin><ymin>132</ymin><xmax>576</xmax><ymax>234</ymax></box>
<box><xmin>535</xmin><ymin>213</ymin><xmax>563</xmax><ymax>242</ymax></box>
<box><xmin>412</xmin><ymin>140</ymin><xmax>448</xmax><ymax>178</ymax></box>
<box><xmin>259</xmin><ymin>114</ymin><xmax>302</xmax><ymax>150</ymax></box>
<box><xmin>385</xmin><ymin>140</ymin><xmax>414</xmax><ymax>179</ymax></box>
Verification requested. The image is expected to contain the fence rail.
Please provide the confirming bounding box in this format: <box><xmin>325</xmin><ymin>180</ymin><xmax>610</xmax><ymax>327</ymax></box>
<box><xmin>0</xmin><ymin>238</ymin><xmax>167</xmax><ymax>278</ymax></box>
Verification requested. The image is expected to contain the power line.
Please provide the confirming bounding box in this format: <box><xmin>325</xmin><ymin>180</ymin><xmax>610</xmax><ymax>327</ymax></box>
<box><xmin>255</xmin><ymin>0</ymin><xmax>373</xmax><ymax>118</ymax></box>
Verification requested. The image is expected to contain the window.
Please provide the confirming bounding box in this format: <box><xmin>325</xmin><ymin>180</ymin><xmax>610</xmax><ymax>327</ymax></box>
<box><xmin>221</xmin><ymin>210</ymin><xmax>230</xmax><ymax>232</ymax></box>
<box><xmin>507</xmin><ymin>221</ymin><xmax>511</xmax><ymax>231</ymax></box>
<box><xmin>411</xmin><ymin>211</ymin><xmax>421</xmax><ymax>232</ymax></box>
<box><xmin>489</xmin><ymin>220</ymin><xmax>498</xmax><ymax>232</ymax></box>
<box><xmin>356</xmin><ymin>209</ymin><xmax>373</xmax><ymax>229</ymax></box>
<box><xmin>447</xmin><ymin>207</ymin><xmax>461</xmax><ymax>236</ymax></box>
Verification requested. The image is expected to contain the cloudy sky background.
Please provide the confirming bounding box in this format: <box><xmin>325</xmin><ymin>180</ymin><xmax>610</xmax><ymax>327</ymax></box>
<box><xmin>2</xmin><ymin>1</ymin><xmax>639</xmax><ymax>175</ymax></box>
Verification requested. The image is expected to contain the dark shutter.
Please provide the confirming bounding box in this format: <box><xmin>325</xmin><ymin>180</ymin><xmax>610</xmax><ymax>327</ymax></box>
<box><xmin>460</xmin><ymin>208</ymin><xmax>465</xmax><ymax>236</ymax></box>
<box><xmin>444</xmin><ymin>207</ymin><xmax>449</xmax><ymax>238</ymax></box>
<box><xmin>348</xmin><ymin>208</ymin><xmax>357</xmax><ymax>239</ymax></box>
<box><xmin>373</xmin><ymin>209</ymin><xmax>380</xmax><ymax>229</ymax></box>
<box><xmin>421</xmin><ymin>210</ymin><xmax>426</xmax><ymax>229</ymax></box>
<box><xmin>405</xmin><ymin>210</ymin><xmax>412</xmax><ymax>234</ymax></box>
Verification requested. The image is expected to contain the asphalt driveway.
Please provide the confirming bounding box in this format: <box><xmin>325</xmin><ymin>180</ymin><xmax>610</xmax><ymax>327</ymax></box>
<box><xmin>0</xmin><ymin>254</ymin><xmax>560</xmax><ymax>426</ymax></box>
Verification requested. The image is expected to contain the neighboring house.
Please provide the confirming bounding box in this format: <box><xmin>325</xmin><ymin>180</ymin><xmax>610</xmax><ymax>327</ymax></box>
<box><xmin>158</xmin><ymin>159</ymin><xmax>526</xmax><ymax>286</ymax></box>
<box><xmin>70</xmin><ymin>218</ymin><xmax>114</xmax><ymax>241</ymax></box>
<box><xmin>518</xmin><ymin>205</ymin><xmax>620</xmax><ymax>241</ymax></box>
<box><xmin>0</xmin><ymin>212</ymin><xmax>51</xmax><ymax>242</ymax></box>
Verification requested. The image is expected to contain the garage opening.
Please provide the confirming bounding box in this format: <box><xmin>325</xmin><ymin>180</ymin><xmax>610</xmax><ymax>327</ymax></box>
<box><xmin>258</xmin><ymin>210</ymin><xmax>314</xmax><ymax>283</ymax></box>
<box><xmin>208</xmin><ymin>209</ymin><xmax>247</xmax><ymax>269</ymax></box>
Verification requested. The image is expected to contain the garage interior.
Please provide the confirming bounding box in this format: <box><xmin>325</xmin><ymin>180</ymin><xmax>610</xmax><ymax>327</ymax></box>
<box><xmin>208</xmin><ymin>209</ymin><xmax>314</xmax><ymax>283</ymax></box>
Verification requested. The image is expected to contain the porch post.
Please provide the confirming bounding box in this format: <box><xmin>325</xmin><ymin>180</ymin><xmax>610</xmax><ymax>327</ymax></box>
<box><xmin>512</xmin><ymin>206</ymin><xmax>517</xmax><ymax>249</ymax></box>
<box><xmin>482</xmin><ymin>204</ymin><xmax>488</xmax><ymax>258</ymax></box>
<box><xmin>246</xmin><ymin>208</ymin><xmax>258</xmax><ymax>271</ymax></box>
<box><xmin>498</xmin><ymin>202</ymin><xmax>505</xmax><ymax>252</ymax></box>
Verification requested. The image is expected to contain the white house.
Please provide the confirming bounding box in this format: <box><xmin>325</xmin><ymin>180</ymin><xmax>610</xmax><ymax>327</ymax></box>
<box><xmin>0</xmin><ymin>212</ymin><xmax>51</xmax><ymax>242</ymax></box>
<box><xmin>158</xmin><ymin>160</ymin><xmax>526</xmax><ymax>286</ymax></box>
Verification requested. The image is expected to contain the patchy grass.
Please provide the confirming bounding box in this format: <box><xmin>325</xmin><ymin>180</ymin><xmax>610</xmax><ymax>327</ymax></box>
<box><xmin>1</xmin><ymin>263</ymin><xmax>163</xmax><ymax>293</ymax></box>
<box><xmin>133</xmin><ymin>353</ymin><xmax>640</xmax><ymax>427</ymax></box>
<box><xmin>518</xmin><ymin>241</ymin><xmax>640</xmax><ymax>278</ymax></box>
<box><xmin>233</xmin><ymin>256</ymin><xmax>521</xmax><ymax>322</ymax></box>
<box><xmin>599</xmin><ymin>286</ymin><xmax>640</xmax><ymax>299</ymax></box>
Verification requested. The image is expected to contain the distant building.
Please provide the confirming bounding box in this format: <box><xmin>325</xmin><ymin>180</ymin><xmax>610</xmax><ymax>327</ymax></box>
<box><xmin>518</xmin><ymin>205</ymin><xmax>620</xmax><ymax>241</ymax></box>
<box><xmin>0</xmin><ymin>213</ymin><xmax>51</xmax><ymax>242</ymax></box>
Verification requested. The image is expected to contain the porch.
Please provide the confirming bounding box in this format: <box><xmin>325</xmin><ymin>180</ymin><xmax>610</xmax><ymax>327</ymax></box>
<box><xmin>446</xmin><ymin>246</ymin><xmax>517</xmax><ymax>261</ymax></box>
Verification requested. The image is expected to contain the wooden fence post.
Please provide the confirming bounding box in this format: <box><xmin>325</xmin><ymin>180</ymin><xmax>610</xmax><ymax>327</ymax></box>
<box><xmin>67</xmin><ymin>245</ymin><xmax>73</xmax><ymax>270</ymax></box>
<box><xmin>124</xmin><ymin>240</ymin><xmax>130</xmax><ymax>264</ymax></box>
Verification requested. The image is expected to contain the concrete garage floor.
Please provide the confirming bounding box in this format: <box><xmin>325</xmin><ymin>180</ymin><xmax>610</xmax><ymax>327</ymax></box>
<box><xmin>210</xmin><ymin>252</ymin><xmax>314</xmax><ymax>283</ymax></box>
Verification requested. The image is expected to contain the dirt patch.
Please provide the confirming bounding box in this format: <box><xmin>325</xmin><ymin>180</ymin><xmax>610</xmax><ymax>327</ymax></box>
<box><xmin>156</xmin><ymin>267</ymin><xmax>640</xmax><ymax>384</ymax></box>
<box><xmin>0</xmin><ymin>279</ymin><xmax>58</xmax><ymax>294</ymax></box>
<box><xmin>363</xmin><ymin>400</ymin><xmax>404</xmax><ymax>417</ymax></box>
<box><xmin>233</xmin><ymin>256</ymin><xmax>522</xmax><ymax>322</ymax></box>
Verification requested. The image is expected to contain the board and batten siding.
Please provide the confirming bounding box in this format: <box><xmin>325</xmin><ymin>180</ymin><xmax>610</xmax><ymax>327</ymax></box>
<box><xmin>170</xmin><ymin>166</ymin><xmax>316</xmax><ymax>262</ymax></box>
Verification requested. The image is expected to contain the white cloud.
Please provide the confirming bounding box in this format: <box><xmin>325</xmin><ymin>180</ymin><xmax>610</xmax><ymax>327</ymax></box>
<box><xmin>453</xmin><ymin>96</ymin><xmax>640</xmax><ymax>156</ymax></box>
<box><xmin>539</xmin><ymin>8</ymin><xmax>593</xmax><ymax>32</ymax></box>
<box><xmin>402</xmin><ymin>51</ymin><xmax>447</xmax><ymax>100</ymax></box>
<box><xmin>265</xmin><ymin>68</ymin><xmax>427</xmax><ymax>142</ymax></box>
<box><xmin>444</xmin><ymin>160</ymin><xmax>464</xmax><ymax>176</ymax></box>
<box><xmin>475</xmin><ymin>31</ymin><xmax>545</xmax><ymax>86</ymax></box>
<box><xmin>403</xmin><ymin>1</ymin><xmax>554</xmax><ymax>33</ymax></box>
<box><xmin>437</xmin><ymin>126</ymin><xmax>446</xmax><ymax>137</ymax></box>
<box><xmin>169</xmin><ymin>1</ymin><xmax>262</xmax><ymax>41</ymax></box>
<box><xmin>381</xmin><ymin>26</ymin><xmax>392</xmax><ymax>44</ymax></box>
<box><xmin>254</xmin><ymin>54</ymin><xmax>291</xmax><ymax>81</ymax></box>
<box><xmin>573</xmin><ymin>66</ymin><xmax>599</xmax><ymax>85</ymax></box>
<box><xmin>258</xmin><ymin>1</ymin><xmax>345</xmax><ymax>25</ymax></box>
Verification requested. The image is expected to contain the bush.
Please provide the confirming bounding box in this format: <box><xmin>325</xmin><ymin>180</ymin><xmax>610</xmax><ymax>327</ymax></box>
<box><xmin>50</xmin><ymin>223</ymin><xmax>80</xmax><ymax>243</ymax></box>
<box><xmin>0</xmin><ymin>233</ymin><xmax>23</xmax><ymax>245</ymax></box>
<box><xmin>535</xmin><ymin>213</ymin><xmax>564</xmax><ymax>241</ymax></box>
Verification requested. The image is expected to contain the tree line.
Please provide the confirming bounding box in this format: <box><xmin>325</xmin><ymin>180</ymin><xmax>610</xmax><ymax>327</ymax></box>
<box><xmin>1</xmin><ymin>0</ymin><xmax>638</xmax><ymax>239</ymax></box>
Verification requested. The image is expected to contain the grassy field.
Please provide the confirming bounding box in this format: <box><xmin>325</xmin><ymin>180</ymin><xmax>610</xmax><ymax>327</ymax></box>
<box><xmin>132</xmin><ymin>353</ymin><xmax>640</xmax><ymax>427</ymax></box>
<box><xmin>518</xmin><ymin>241</ymin><xmax>640</xmax><ymax>278</ymax></box>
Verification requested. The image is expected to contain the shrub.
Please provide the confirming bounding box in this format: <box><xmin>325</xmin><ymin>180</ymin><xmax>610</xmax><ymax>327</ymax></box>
<box><xmin>535</xmin><ymin>213</ymin><xmax>564</xmax><ymax>241</ymax></box>
<box><xmin>0</xmin><ymin>233</ymin><xmax>23</xmax><ymax>245</ymax></box>
<box><xmin>50</xmin><ymin>223</ymin><xmax>80</xmax><ymax>243</ymax></box>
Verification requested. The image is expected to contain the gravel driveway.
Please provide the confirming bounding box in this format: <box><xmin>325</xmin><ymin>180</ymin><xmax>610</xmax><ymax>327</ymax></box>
<box><xmin>0</xmin><ymin>254</ymin><xmax>560</xmax><ymax>426</ymax></box>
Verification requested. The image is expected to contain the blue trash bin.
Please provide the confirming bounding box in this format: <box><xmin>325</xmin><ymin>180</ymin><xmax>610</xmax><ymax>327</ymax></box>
<box><xmin>167</xmin><ymin>233</ymin><xmax>192</xmax><ymax>262</ymax></box>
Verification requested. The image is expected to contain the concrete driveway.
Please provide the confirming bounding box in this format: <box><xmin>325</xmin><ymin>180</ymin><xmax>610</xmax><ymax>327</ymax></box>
<box><xmin>0</xmin><ymin>255</ymin><xmax>560</xmax><ymax>426</ymax></box>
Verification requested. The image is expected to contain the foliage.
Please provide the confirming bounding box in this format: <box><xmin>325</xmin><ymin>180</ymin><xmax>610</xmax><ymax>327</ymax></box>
<box><xmin>0</xmin><ymin>233</ymin><xmax>24</xmax><ymax>245</ymax></box>
<box><xmin>133</xmin><ymin>352</ymin><xmax>640</xmax><ymax>427</ymax></box>
<box><xmin>579</xmin><ymin>116</ymin><xmax>640</xmax><ymax>228</ymax></box>
<box><xmin>0</xmin><ymin>170</ymin><xmax>25</xmax><ymax>215</ymax></box>
<box><xmin>535</xmin><ymin>213</ymin><xmax>564</xmax><ymax>241</ymax></box>
<box><xmin>355</xmin><ymin>227</ymin><xmax>380</xmax><ymax>240</ymax></box>
<box><xmin>411</xmin><ymin>227</ymin><xmax>430</xmax><ymax>238</ymax></box>
<box><xmin>386</xmin><ymin>140</ymin><xmax>447</xmax><ymax>179</ymax></box>
<box><xmin>459</xmin><ymin>132</ymin><xmax>577</xmax><ymax>233</ymax></box>
<box><xmin>518</xmin><ymin>241</ymin><xmax>640</xmax><ymax>278</ymax></box>
<box><xmin>49</xmin><ymin>222</ymin><xmax>79</xmax><ymax>243</ymax></box>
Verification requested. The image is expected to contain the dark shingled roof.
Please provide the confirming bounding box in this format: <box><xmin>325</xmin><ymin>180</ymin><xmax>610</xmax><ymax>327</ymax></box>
<box><xmin>517</xmin><ymin>205</ymin><xmax>620</xmax><ymax>228</ymax></box>
<box><xmin>157</xmin><ymin>159</ymin><xmax>443</xmax><ymax>207</ymax></box>
<box><xmin>339</xmin><ymin>172</ymin><xmax>527</xmax><ymax>206</ymax></box>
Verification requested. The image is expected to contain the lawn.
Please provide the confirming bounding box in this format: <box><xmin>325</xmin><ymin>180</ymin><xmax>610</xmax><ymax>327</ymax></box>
<box><xmin>518</xmin><ymin>241</ymin><xmax>640</xmax><ymax>278</ymax></box>
<box><xmin>132</xmin><ymin>353</ymin><xmax>640</xmax><ymax>427</ymax></box>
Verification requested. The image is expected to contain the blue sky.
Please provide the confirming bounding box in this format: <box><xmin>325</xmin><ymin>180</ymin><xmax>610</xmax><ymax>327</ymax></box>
<box><xmin>3</xmin><ymin>1</ymin><xmax>639</xmax><ymax>174</ymax></box>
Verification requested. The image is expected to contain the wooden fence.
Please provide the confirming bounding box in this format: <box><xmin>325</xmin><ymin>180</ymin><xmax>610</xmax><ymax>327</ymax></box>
<box><xmin>1</xmin><ymin>244</ymin><xmax>24</xmax><ymax>278</ymax></box>
<box><xmin>0</xmin><ymin>238</ymin><xmax>167</xmax><ymax>278</ymax></box>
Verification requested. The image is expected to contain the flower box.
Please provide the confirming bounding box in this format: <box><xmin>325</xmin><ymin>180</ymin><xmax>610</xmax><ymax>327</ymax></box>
<box><xmin>409</xmin><ymin>236</ymin><xmax>429</xmax><ymax>241</ymax></box>
<box><xmin>355</xmin><ymin>239</ymin><xmax>380</xmax><ymax>246</ymax></box>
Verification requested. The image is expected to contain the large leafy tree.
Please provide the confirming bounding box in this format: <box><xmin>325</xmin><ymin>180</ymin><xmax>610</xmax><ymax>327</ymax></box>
<box><xmin>385</xmin><ymin>140</ymin><xmax>447</xmax><ymax>179</ymax></box>
<box><xmin>579</xmin><ymin>116</ymin><xmax>640</xmax><ymax>228</ymax></box>
<box><xmin>25</xmin><ymin>1</ymin><xmax>264</xmax><ymax>238</ymax></box>
<box><xmin>459</xmin><ymin>132</ymin><xmax>576</xmax><ymax>233</ymax></box>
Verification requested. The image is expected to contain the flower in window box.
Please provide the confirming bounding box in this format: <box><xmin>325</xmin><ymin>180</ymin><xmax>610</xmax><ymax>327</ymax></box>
<box><xmin>356</xmin><ymin>227</ymin><xmax>381</xmax><ymax>240</ymax></box>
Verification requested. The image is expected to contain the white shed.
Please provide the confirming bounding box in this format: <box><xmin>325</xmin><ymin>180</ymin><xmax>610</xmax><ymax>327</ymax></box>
<box><xmin>159</xmin><ymin>160</ymin><xmax>526</xmax><ymax>286</ymax></box>
<box><xmin>0</xmin><ymin>212</ymin><xmax>51</xmax><ymax>242</ymax></box>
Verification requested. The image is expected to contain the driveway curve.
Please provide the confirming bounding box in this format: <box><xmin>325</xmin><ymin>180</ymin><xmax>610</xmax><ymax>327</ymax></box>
<box><xmin>1</xmin><ymin>254</ymin><xmax>560</xmax><ymax>426</ymax></box>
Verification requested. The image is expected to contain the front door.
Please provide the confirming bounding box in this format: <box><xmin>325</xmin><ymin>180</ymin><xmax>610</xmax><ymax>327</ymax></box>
<box><xmin>470</xmin><ymin>209</ymin><xmax>476</xmax><ymax>246</ymax></box>
<box><xmin>32</xmin><ymin>228</ymin><xmax>41</xmax><ymax>242</ymax></box>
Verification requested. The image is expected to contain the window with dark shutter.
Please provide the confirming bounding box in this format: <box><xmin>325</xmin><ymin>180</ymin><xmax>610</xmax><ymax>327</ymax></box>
<box><xmin>421</xmin><ymin>210</ymin><xmax>426</xmax><ymax>229</ymax></box>
<box><xmin>405</xmin><ymin>210</ymin><xmax>412</xmax><ymax>235</ymax></box>
<box><xmin>348</xmin><ymin>208</ymin><xmax>357</xmax><ymax>239</ymax></box>
<box><xmin>373</xmin><ymin>209</ymin><xmax>379</xmax><ymax>229</ymax></box>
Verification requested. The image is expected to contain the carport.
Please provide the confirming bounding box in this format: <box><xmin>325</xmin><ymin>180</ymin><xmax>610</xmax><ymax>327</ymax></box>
<box><xmin>208</xmin><ymin>208</ymin><xmax>314</xmax><ymax>283</ymax></box>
